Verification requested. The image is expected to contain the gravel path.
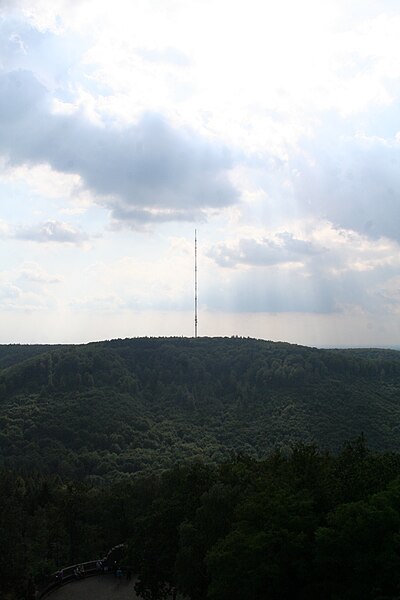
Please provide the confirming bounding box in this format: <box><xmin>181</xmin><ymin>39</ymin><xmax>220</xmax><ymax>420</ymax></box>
<box><xmin>46</xmin><ymin>575</ymin><xmax>139</xmax><ymax>600</ymax></box>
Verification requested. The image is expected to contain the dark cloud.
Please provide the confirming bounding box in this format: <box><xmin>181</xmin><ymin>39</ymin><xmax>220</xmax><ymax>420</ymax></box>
<box><xmin>15</xmin><ymin>220</ymin><xmax>89</xmax><ymax>244</ymax></box>
<box><xmin>204</xmin><ymin>268</ymin><xmax>337</xmax><ymax>313</ymax></box>
<box><xmin>203</xmin><ymin>262</ymin><xmax>396</xmax><ymax>315</ymax></box>
<box><xmin>0</xmin><ymin>69</ymin><xmax>238</xmax><ymax>224</ymax></box>
<box><xmin>292</xmin><ymin>130</ymin><xmax>400</xmax><ymax>242</ymax></box>
<box><xmin>110</xmin><ymin>204</ymin><xmax>205</xmax><ymax>225</ymax></box>
<box><xmin>209</xmin><ymin>233</ymin><xmax>325</xmax><ymax>267</ymax></box>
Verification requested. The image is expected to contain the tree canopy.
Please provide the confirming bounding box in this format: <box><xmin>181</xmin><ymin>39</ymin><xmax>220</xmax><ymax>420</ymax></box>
<box><xmin>3</xmin><ymin>440</ymin><xmax>400</xmax><ymax>599</ymax></box>
<box><xmin>1</xmin><ymin>337</ymin><xmax>400</xmax><ymax>480</ymax></box>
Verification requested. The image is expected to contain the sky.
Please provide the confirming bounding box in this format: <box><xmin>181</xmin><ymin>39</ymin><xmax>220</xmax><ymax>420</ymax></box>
<box><xmin>1</xmin><ymin>0</ymin><xmax>400</xmax><ymax>346</ymax></box>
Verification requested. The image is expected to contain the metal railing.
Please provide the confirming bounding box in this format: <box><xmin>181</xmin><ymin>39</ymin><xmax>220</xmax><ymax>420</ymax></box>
<box><xmin>38</xmin><ymin>544</ymin><xmax>127</xmax><ymax>598</ymax></box>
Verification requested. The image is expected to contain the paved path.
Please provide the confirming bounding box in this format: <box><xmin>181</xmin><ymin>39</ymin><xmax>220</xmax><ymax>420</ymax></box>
<box><xmin>47</xmin><ymin>576</ymin><xmax>139</xmax><ymax>600</ymax></box>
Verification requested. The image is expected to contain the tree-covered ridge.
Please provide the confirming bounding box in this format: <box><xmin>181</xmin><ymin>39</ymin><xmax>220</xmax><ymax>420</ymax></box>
<box><xmin>1</xmin><ymin>337</ymin><xmax>400</xmax><ymax>480</ymax></box>
<box><xmin>4</xmin><ymin>440</ymin><xmax>400</xmax><ymax>600</ymax></box>
<box><xmin>2</xmin><ymin>337</ymin><xmax>400</xmax><ymax>394</ymax></box>
<box><xmin>0</xmin><ymin>344</ymin><xmax>62</xmax><ymax>371</ymax></box>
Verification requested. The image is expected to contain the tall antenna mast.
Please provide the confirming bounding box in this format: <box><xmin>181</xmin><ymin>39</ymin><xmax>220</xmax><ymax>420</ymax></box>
<box><xmin>194</xmin><ymin>229</ymin><xmax>198</xmax><ymax>338</ymax></box>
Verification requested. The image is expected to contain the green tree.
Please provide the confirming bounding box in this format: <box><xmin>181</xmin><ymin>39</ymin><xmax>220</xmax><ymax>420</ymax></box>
<box><xmin>315</xmin><ymin>479</ymin><xmax>400</xmax><ymax>599</ymax></box>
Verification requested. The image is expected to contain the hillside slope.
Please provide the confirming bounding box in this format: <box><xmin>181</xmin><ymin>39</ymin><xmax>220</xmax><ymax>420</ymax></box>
<box><xmin>1</xmin><ymin>337</ymin><xmax>400</xmax><ymax>480</ymax></box>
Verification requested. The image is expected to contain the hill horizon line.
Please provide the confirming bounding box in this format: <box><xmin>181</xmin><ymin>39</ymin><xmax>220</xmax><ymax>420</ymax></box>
<box><xmin>0</xmin><ymin>335</ymin><xmax>399</xmax><ymax>352</ymax></box>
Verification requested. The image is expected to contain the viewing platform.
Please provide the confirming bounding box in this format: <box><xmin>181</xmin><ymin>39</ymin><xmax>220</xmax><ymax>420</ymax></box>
<box><xmin>45</xmin><ymin>575</ymin><xmax>139</xmax><ymax>599</ymax></box>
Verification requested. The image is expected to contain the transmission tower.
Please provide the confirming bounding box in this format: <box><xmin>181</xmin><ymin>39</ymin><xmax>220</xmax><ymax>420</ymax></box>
<box><xmin>194</xmin><ymin>229</ymin><xmax>198</xmax><ymax>338</ymax></box>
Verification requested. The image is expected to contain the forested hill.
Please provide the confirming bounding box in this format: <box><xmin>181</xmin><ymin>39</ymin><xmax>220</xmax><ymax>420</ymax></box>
<box><xmin>0</xmin><ymin>343</ymin><xmax>62</xmax><ymax>370</ymax></box>
<box><xmin>1</xmin><ymin>336</ymin><xmax>400</xmax><ymax>480</ymax></box>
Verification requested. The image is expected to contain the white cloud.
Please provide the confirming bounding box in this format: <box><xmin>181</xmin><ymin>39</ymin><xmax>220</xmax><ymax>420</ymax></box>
<box><xmin>0</xmin><ymin>219</ymin><xmax>11</xmax><ymax>236</ymax></box>
<box><xmin>84</xmin><ymin>243</ymin><xmax>194</xmax><ymax>310</ymax></box>
<box><xmin>15</xmin><ymin>220</ymin><xmax>89</xmax><ymax>244</ymax></box>
<box><xmin>0</xmin><ymin>161</ymin><xmax>86</xmax><ymax>203</ymax></box>
<box><xmin>17</xmin><ymin>261</ymin><xmax>61</xmax><ymax>283</ymax></box>
<box><xmin>0</xmin><ymin>1</ymin><xmax>400</xmax><ymax>343</ymax></box>
<box><xmin>71</xmin><ymin>293</ymin><xmax>126</xmax><ymax>313</ymax></box>
<box><xmin>209</xmin><ymin>233</ymin><xmax>325</xmax><ymax>268</ymax></box>
<box><xmin>0</xmin><ymin>261</ymin><xmax>60</xmax><ymax>311</ymax></box>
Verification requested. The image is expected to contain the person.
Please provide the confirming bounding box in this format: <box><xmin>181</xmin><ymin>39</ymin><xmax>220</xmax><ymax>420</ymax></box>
<box><xmin>126</xmin><ymin>567</ymin><xmax>132</xmax><ymax>582</ymax></box>
<box><xmin>116</xmin><ymin>566</ymin><xmax>123</xmax><ymax>581</ymax></box>
<box><xmin>74</xmin><ymin>565</ymin><xmax>84</xmax><ymax>579</ymax></box>
<box><xmin>55</xmin><ymin>570</ymin><xmax>63</xmax><ymax>583</ymax></box>
<box><xmin>96</xmin><ymin>560</ymin><xmax>103</xmax><ymax>572</ymax></box>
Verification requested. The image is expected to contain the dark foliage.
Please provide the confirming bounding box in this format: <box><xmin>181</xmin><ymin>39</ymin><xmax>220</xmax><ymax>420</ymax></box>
<box><xmin>4</xmin><ymin>441</ymin><xmax>400</xmax><ymax>599</ymax></box>
<box><xmin>1</xmin><ymin>337</ymin><xmax>400</xmax><ymax>480</ymax></box>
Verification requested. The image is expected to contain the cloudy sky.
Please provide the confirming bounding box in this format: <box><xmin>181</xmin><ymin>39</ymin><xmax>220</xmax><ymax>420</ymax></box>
<box><xmin>1</xmin><ymin>0</ymin><xmax>400</xmax><ymax>346</ymax></box>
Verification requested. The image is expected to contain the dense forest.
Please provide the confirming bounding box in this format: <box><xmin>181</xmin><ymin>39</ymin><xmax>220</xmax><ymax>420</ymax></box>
<box><xmin>1</xmin><ymin>337</ymin><xmax>400</xmax><ymax>480</ymax></box>
<box><xmin>5</xmin><ymin>439</ymin><xmax>400</xmax><ymax>599</ymax></box>
<box><xmin>2</xmin><ymin>337</ymin><xmax>400</xmax><ymax>599</ymax></box>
